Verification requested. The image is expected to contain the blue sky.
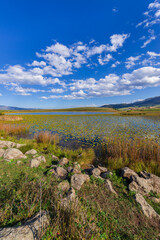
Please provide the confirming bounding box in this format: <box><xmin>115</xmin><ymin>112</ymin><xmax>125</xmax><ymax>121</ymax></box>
<box><xmin>0</xmin><ymin>0</ymin><xmax>160</xmax><ymax>108</ymax></box>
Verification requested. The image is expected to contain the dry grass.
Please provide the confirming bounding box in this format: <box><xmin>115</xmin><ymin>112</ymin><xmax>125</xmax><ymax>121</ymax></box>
<box><xmin>34</xmin><ymin>131</ymin><xmax>59</xmax><ymax>145</ymax></box>
<box><xmin>0</xmin><ymin>123</ymin><xmax>29</xmax><ymax>137</ymax></box>
<box><xmin>0</xmin><ymin>116</ymin><xmax>23</xmax><ymax>121</ymax></box>
<box><xmin>98</xmin><ymin>137</ymin><xmax>160</xmax><ymax>175</ymax></box>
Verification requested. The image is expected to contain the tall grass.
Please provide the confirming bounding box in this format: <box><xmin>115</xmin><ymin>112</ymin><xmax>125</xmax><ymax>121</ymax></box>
<box><xmin>34</xmin><ymin>131</ymin><xmax>59</xmax><ymax>145</ymax></box>
<box><xmin>98</xmin><ymin>137</ymin><xmax>160</xmax><ymax>175</ymax></box>
<box><xmin>0</xmin><ymin>123</ymin><xmax>29</xmax><ymax>137</ymax></box>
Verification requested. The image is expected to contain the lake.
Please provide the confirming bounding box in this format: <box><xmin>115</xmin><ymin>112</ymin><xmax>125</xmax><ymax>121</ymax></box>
<box><xmin>8</xmin><ymin>111</ymin><xmax>114</xmax><ymax>115</ymax></box>
<box><xmin>13</xmin><ymin>114</ymin><xmax>160</xmax><ymax>148</ymax></box>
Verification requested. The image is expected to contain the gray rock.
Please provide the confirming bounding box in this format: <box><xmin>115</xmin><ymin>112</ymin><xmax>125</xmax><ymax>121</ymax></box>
<box><xmin>91</xmin><ymin>168</ymin><xmax>101</xmax><ymax>177</ymax></box>
<box><xmin>98</xmin><ymin>166</ymin><xmax>108</xmax><ymax>173</ymax></box>
<box><xmin>3</xmin><ymin>148</ymin><xmax>27</xmax><ymax>160</ymax></box>
<box><xmin>105</xmin><ymin>179</ymin><xmax>118</xmax><ymax>196</ymax></box>
<box><xmin>36</xmin><ymin>156</ymin><xmax>46</xmax><ymax>163</ymax></box>
<box><xmin>135</xmin><ymin>193</ymin><xmax>160</xmax><ymax>219</ymax></box>
<box><xmin>58</xmin><ymin>181</ymin><xmax>70</xmax><ymax>192</ymax></box>
<box><xmin>56</xmin><ymin>167</ymin><xmax>68</xmax><ymax>179</ymax></box>
<box><xmin>101</xmin><ymin>171</ymin><xmax>113</xmax><ymax>179</ymax></box>
<box><xmin>71</xmin><ymin>174</ymin><xmax>90</xmax><ymax>190</ymax></box>
<box><xmin>17</xmin><ymin>160</ymin><xmax>22</xmax><ymax>165</ymax></box>
<box><xmin>58</xmin><ymin>157</ymin><xmax>69</xmax><ymax>166</ymax></box>
<box><xmin>121</xmin><ymin>167</ymin><xmax>138</xmax><ymax>180</ymax></box>
<box><xmin>30</xmin><ymin>159</ymin><xmax>41</xmax><ymax>168</ymax></box>
<box><xmin>0</xmin><ymin>140</ymin><xmax>16</xmax><ymax>148</ymax></box>
<box><xmin>129</xmin><ymin>173</ymin><xmax>160</xmax><ymax>195</ymax></box>
<box><xmin>61</xmin><ymin>187</ymin><xmax>77</xmax><ymax>208</ymax></box>
<box><xmin>52</xmin><ymin>154</ymin><xmax>59</xmax><ymax>161</ymax></box>
<box><xmin>16</xmin><ymin>143</ymin><xmax>26</xmax><ymax>149</ymax></box>
<box><xmin>30</xmin><ymin>156</ymin><xmax>46</xmax><ymax>168</ymax></box>
<box><xmin>67</xmin><ymin>166</ymin><xmax>74</xmax><ymax>173</ymax></box>
<box><xmin>0</xmin><ymin>211</ymin><xmax>49</xmax><ymax>240</ymax></box>
<box><xmin>139</xmin><ymin>170</ymin><xmax>151</xmax><ymax>179</ymax></box>
<box><xmin>25</xmin><ymin>149</ymin><xmax>37</xmax><ymax>155</ymax></box>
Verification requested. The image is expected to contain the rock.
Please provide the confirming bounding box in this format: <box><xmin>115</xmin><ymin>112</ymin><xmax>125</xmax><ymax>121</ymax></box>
<box><xmin>17</xmin><ymin>160</ymin><xmax>22</xmax><ymax>165</ymax></box>
<box><xmin>139</xmin><ymin>170</ymin><xmax>151</xmax><ymax>179</ymax></box>
<box><xmin>121</xmin><ymin>167</ymin><xmax>138</xmax><ymax>180</ymax></box>
<box><xmin>129</xmin><ymin>173</ymin><xmax>160</xmax><ymax>195</ymax></box>
<box><xmin>0</xmin><ymin>149</ymin><xmax>5</xmax><ymax>157</ymax></box>
<box><xmin>98</xmin><ymin>166</ymin><xmax>108</xmax><ymax>173</ymax></box>
<box><xmin>56</xmin><ymin>167</ymin><xmax>68</xmax><ymax>179</ymax></box>
<box><xmin>16</xmin><ymin>143</ymin><xmax>26</xmax><ymax>149</ymax></box>
<box><xmin>101</xmin><ymin>171</ymin><xmax>113</xmax><ymax>179</ymax></box>
<box><xmin>25</xmin><ymin>149</ymin><xmax>37</xmax><ymax>155</ymax></box>
<box><xmin>135</xmin><ymin>193</ymin><xmax>160</xmax><ymax>219</ymax></box>
<box><xmin>58</xmin><ymin>181</ymin><xmax>70</xmax><ymax>192</ymax></box>
<box><xmin>30</xmin><ymin>159</ymin><xmax>40</xmax><ymax>168</ymax></box>
<box><xmin>0</xmin><ymin>211</ymin><xmax>49</xmax><ymax>240</ymax></box>
<box><xmin>3</xmin><ymin>148</ymin><xmax>27</xmax><ymax>160</ymax></box>
<box><xmin>61</xmin><ymin>188</ymin><xmax>77</xmax><ymax>209</ymax></box>
<box><xmin>71</xmin><ymin>174</ymin><xmax>90</xmax><ymax>190</ymax></box>
<box><xmin>67</xmin><ymin>166</ymin><xmax>74</xmax><ymax>173</ymax></box>
<box><xmin>149</xmin><ymin>197</ymin><xmax>160</xmax><ymax>204</ymax></box>
<box><xmin>91</xmin><ymin>168</ymin><xmax>101</xmax><ymax>177</ymax></box>
<box><xmin>30</xmin><ymin>156</ymin><xmax>46</xmax><ymax>168</ymax></box>
<box><xmin>52</xmin><ymin>154</ymin><xmax>59</xmax><ymax>161</ymax></box>
<box><xmin>0</xmin><ymin>140</ymin><xmax>16</xmax><ymax>148</ymax></box>
<box><xmin>58</xmin><ymin>157</ymin><xmax>69</xmax><ymax>166</ymax></box>
<box><xmin>105</xmin><ymin>179</ymin><xmax>118</xmax><ymax>196</ymax></box>
<box><xmin>36</xmin><ymin>156</ymin><xmax>46</xmax><ymax>163</ymax></box>
<box><xmin>129</xmin><ymin>175</ymin><xmax>153</xmax><ymax>195</ymax></box>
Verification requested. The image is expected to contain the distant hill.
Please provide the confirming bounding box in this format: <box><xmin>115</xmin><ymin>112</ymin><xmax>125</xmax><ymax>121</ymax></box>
<box><xmin>0</xmin><ymin>105</ymin><xmax>34</xmax><ymax>110</ymax></box>
<box><xmin>101</xmin><ymin>96</ymin><xmax>160</xmax><ymax>109</ymax></box>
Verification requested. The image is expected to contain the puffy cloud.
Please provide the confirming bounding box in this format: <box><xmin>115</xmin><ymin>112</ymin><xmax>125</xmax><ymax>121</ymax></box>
<box><xmin>41</xmin><ymin>66</ymin><xmax>160</xmax><ymax>100</ymax></box>
<box><xmin>0</xmin><ymin>65</ymin><xmax>62</xmax><ymax>86</ymax></box>
<box><xmin>8</xmin><ymin>84</ymin><xmax>45</xmax><ymax>96</ymax></box>
<box><xmin>98</xmin><ymin>54</ymin><xmax>113</xmax><ymax>65</ymax></box>
<box><xmin>30</xmin><ymin>61</ymin><xmax>46</xmax><ymax>67</ymax></box>
<box><xmin>125</xmin><ymin>55</ymin><xmax>141</xmax><ymax>69</ymax></box>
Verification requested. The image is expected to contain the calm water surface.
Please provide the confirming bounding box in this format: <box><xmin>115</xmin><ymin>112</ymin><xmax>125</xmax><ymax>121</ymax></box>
<box><xmin>8</xmin><ymin>111</ymin><xmax>114</xmax><ymax>115</ymax></box>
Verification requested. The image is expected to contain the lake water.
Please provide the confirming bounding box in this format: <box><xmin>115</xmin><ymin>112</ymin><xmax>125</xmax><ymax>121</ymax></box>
<box><xmin>7</xmin><ymin>111</ymin><xmax>114</xmax><ymax>115</ymax></box>
<box><xmin>13</xmin><ymin>114</ymin><xmax>160</xmax><ymax>148</ymax></box>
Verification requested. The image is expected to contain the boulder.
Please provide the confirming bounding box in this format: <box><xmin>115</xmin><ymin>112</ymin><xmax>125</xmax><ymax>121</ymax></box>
<box><xmin>0</xmin><ymin>211</ymin><xmax>49</xmax><ymax>240</ymax></box>
<box><xmin>61</xmin><ymin>187</ymin><xmax>77</xmax><ymax>208</ymax></box>
<box><xmin>71</xmin><ymin>174</ymin><xmax>90</xmax><ymax>190</ymax></box>
<box><xmin>91</xmin><ymin>168</ymin><xmax>101</xmax><ymax>177</ymax></box>
<box><xmin>67</xmin><ymin>166</ymin><xmax>74</xmax><ymax>173</ymax></box>
<box><xmin>58</xmin><ymin>181</ymin><xmax>70</xmax><ymax>192</ymax></box>
<box><xmin>58</xmin><ymin>157</ymin><xmax>69</xmax><ymax>166</ymax></box>
<box><xmin>98</xmin><ymin>166</ymin><xmax>108</xmax><ymax>173</ymax></box>
<box><xmin>3</xmin><ymin>148</ymin><xmax>27</xmax><ymax>160</ymax></box>
<box><xmin>30</xmin><ymin>159</ymin><xmax>41</xmax><ymax>168</ymax></box>
<box><xmin>0</xmin><ymin>140</ymin><xmax>16</xmax><ymax>148</ymax></box>
<box><xmin>56</xmin><ymin>167</ymin><xmax>68</xmax><ymax>179</ymax></box>
<box><xmin>30</xmin><ymin>156</ymin><xmax>46</xmax><ymax>168</ymax></box>
<box><xmin>16</xmin><ymin>143</ymin><xmax>26</xmax><ymax>149</ymax></box>
<box><xmin>105</xmin><ymin>179</ymin><xmax>118</xmax><ymax>196</ymax></box>
<box><xmin>17</xmin><ymin>160</ymin><xmax>22</xmax><ymax>165</ymax></box>
<box><xmin>0</xmin><ymin>149</ymin><xmax>5</xmax><ymax>157</ymax></box>
<box><xmin>135</xmin><ymin>193</ymin><xmax>160</xmax><ymax>219</ymax></box>
<box><xmin>52</xmin><ymin>154</ymin><xmax>59</xmax><ymax>161</ymax></box>
<box><xmin>121</xmin><ymin>167</ymin><xmax>138</xmax><ymax>180</ymax></box>
<box><xmin>101</xmin><ymin>171</ymin><xmax>113</xmax><ymax>179</ymax></box>
<box><xmin>25</xmin><ymin>149</ymin><xmax>37</xmax><ymax>155</ymax></box>
<box><xmin>129</xmin><ymin>173</ymin><xmax>160</xmax><ymax>195</ymax></box>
